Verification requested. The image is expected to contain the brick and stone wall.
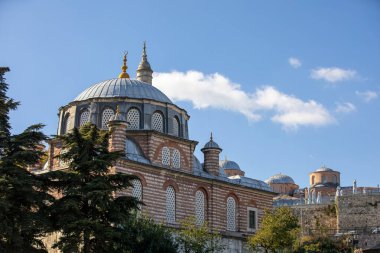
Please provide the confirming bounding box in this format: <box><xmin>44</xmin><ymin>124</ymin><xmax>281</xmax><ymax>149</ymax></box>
<box><xmin>291</xmin><ymin>204</ymin><xmax>337</xmax><ymax>236</ymax></box>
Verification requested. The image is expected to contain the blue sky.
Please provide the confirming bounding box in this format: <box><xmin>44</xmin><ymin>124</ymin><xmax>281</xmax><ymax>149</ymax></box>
<box><xmin>1</xmin><ymin>0</ymin><xmax>379</xmax><ymax>188</ymax></box>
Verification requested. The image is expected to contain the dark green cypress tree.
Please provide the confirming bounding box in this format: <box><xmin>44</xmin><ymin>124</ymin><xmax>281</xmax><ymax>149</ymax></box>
<box><xmin>0</xmin><ymin>67</ymin><xmax>53</xmax><ymax>252</ymax></box>
<box><xmin>45</xmin><ymin>123</ymin><xmax>140</xmax><ymax>253</ymax></box>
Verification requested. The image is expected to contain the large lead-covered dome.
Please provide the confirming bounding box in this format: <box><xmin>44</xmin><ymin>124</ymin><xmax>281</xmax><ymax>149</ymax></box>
<box><xmin>74</xmin><ymin>78</ymin><xmax>172</xmax><ymax>104</ymax></box>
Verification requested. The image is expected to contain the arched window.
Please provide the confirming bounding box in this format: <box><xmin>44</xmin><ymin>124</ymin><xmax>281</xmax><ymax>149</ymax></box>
<box><xmin>101</xmin><ymin>108</ymin><xmax>114</xmax><ymax>129</ymax></box>
<box><xmin>152</xmin><ymin>112</ymin><xmax>164</xmax><ymax>132</ymax></box>
<box><xmin>195</xmin><ymin>190</ymin><xmax>205</xmax><ymax>226</ymax></box>
<box><xmin>131</xmin><ymin>179</ymin><xmax>143</xmax><ymax>201</ymax></box>
<box><xmin>127</xmin><ymin>108</ymin><xmax>140</xmax><ymax>130</ymax></box>
<box><xmin>172</xmin><ymin>117</ymin><xmax>179</xmax><ymax>136</ymax></box>
<box><xmin>322</xmin><ymin>175</ymin><xmax>327</xmax><ymax>183</ymax></box>
<box><xmin>226</xmin><ymin>196</ymin><xmax>236</xmax><ymax>231</ymax></box>
<box><xmin>79</xmin><ymin>110</ymin><xmax>90</xmax><ymax>127</ymax></box>
<box><xmin>172</xmin><ymin>148</ymin><xmax>180</xmax><ymax>168</ymax></box>
<box><xmin>166</xmin><ymin>186</ymin><xmax>176</xmax><ymax>223</ymax></box>
<box><xmin>312</xmin><ymin>175</ymin><xmax>315</xmax><ymax>185</ymax></box>
<box><xmin>333</xmin><ymin>175</ymin><xmax>337</xmax><ymax>183</ymax></box>
<box><xmin>64</xmin><ymin>114</ymin><xmax>71</xmax><ymax>134</ymax></box>
<box><xmin>162</xmin><ymin>147</ymin><xmax>170</xmax><ymax>166</ymax></box>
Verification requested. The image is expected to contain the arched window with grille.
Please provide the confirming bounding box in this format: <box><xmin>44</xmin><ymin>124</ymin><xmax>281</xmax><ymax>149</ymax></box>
<box><xmin>172</xmin><ymin>117</ymin><xmax>179</xmax><ymax>136</ymax></box>
<box><xmin>131</xmin><ymin>179</ymin><xmax>143</xmax><ymax>201</ymax></box>
<box><xmin>127</xmin><ymin>108</ymin><xmax>140</xmax><ymax>130</ymax></box>
<box><xmin>101</xmin><ymin>108</ymin><xmax>115</xmax><ymax>129</ymax></box>
<box><xmin>79</xmin><ymin>110</ymin><xmax>90</xmax><ymax>127</ymax></box>
<box><xmin>64</xmin><ymin>114</ymin><xmax>71</xmax><ymax>134</ymax></box>
<box><xmin>162</xmin><ymin>147</ymin><xmax>170</xmax><ymax>166</ymax></box>
<box><xmin>166</xmin><ymin>186</ymin><xmax>176</xmax><ymax>223</ymax></box>
<box><xmin>195</xmin><ymin>190</ymin><xmax>205</xmax><ymax>226</ymax></box>
<box><xmin>172</xmin><ymin>148</ymin><xmax>180</xmax><ymax>168</ymax></box>
<box><xmin>226</xmin><ymin>196</ymin><xmax>236</xmax><ymax>231</ymax></box>
<box><xmin>152</xmin><ymin>111</ymin><xmax>164</xmax><ymax>132</ymax></box>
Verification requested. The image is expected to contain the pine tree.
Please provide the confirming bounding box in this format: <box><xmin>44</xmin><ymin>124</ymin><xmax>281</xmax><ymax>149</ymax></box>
<box><xmin>45</xmin><ymin>123</ymin><xmax>140</xmax><ymax>253</ymax></box>
<box><xmin>0</xmin><ymin>67</ymin><xmax>52</xmax><ymax>252</ymax></box>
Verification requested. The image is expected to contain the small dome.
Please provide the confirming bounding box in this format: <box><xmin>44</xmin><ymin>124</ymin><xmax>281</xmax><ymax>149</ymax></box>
<box><xmin>202</xmin><ymin>140</ymin><xmax>221</xmax><ymax>150</ymax></box>
<box><xmin>220</xmin><ymin>160</ymin><xmax>240</xmax><ymax>170</ymax></box>
<box><xmin>201</xmin><ymin>133</ymin><xmax>222</xmax><ymax>151</ymax></box>
<box><xmin>316</xmin><ymin>166</ymin><xmax>333</xmax><ymax>172</ymax></box>
<box><xmin>265</xmin><ymin>173</ymin><xmax>295</xmax><ymax>184</ymax></box>
<box><xmin>74</xmin><ymin>78</ymin><xmax>172</xmax><ymax>104</ymax></box>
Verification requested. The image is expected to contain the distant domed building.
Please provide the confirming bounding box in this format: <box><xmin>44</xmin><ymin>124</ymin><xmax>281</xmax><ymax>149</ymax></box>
<box><xmin>308</xmin><ymin>166</ymin><xmax>340</xmax><ymax>200</ymax></box>
<box><xmin>265</xmin><ymin>173</ymin><xmax>299</xmax><ymax>195</ymax></box>
<box><xmin>43</xmin><ymin>43</ymin><xmax>275</xmax><ymax>253</ymax></box>
<box><xmin>220</xmin><ymin>158</ymin><xmax>245</xmax><ymax>177</ymax></box>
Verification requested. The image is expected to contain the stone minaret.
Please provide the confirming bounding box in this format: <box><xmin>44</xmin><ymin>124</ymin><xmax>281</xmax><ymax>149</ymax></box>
<box><xmin>136</xmin><ymin>42</ymin><xmax>153</xmax><ymax>84</ymax></box>
<box><xmin>201</xmin><ymin>133</ymin><xmax>222</xmax><ymax>176</ymax></box>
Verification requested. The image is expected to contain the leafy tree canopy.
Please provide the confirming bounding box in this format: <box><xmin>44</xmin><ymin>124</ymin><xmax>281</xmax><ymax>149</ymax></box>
<box><xmin>177</xmin><ymin>216</ymin><xmax>226</xmax><ymax>253</ymax></box>
<box><xmin>248</xmin><ymin>207</ymin><xmax>300</xmax><ymax>253</ymax></box>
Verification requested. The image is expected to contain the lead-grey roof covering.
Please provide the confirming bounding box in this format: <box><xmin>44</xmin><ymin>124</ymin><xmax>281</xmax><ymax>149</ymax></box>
<box><xmin>220</xmin><ymin>159</ymin><xmax>241</xmax><ymax>170</ymax></box>
<box><xmin>265</xmin><ymin>173</ymin><xmax>295</xmax><ymax>184</ymax></box>
<box><xmin>74</xmin><ymin>78</ymin><xmax>172</xmax><ymax>104</ymax></box>
<box><xmin>193</xmin><ymin>155</ymin><xmax>272</xmax><ymax>192</ymax></box>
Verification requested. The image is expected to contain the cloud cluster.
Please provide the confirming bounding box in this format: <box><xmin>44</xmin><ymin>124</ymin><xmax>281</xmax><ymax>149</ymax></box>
<box><xmin>311</xmin><ymin>67</ymin><xmax>356</xmax><ymax>83</ymax></box>
<box><xmin>153</xmin><ymin>71</ymin><xmax>334</xmax><ymax>130</ymax></box>
<box><xmin>335</xmin><ymin>102</ymin><xmax>356</xmax><ymax>114</ymax></box>
<box><xmin>356</xmin><ymin>90</ymin><xmax>378</xmax><ymax>103</ymax></box>
<box><xmin>288</xmin><ymin>57</ymin><xmax>302</xmax><ymax>68</ymax></box>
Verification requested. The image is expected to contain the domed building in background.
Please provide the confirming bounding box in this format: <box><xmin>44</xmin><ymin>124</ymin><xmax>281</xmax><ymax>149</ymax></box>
<box><xmin>265</xmin><ymin>173</ymin><xmax>299</xmax><ymax>196</ymax></box>
<box><xmin>44</xmin><ymin>43</ymin><xmax>275</xmax><ymax>253</ymax></box>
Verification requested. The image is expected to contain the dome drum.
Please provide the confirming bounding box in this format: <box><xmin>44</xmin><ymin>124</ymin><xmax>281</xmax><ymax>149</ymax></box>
<box><xmin>59</xmin><ymin>90</ymin><xmax>189</xmax><ymax>139</ymax></box>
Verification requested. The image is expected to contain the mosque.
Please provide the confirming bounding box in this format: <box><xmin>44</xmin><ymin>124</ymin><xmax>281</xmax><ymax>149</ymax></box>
<box><xmin>42</xmin><ymin>44</ymin><xmax>276</xmax><ymax>252</ymax></box>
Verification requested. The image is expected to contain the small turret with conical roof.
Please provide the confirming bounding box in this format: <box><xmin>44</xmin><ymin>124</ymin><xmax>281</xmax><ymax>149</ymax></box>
<box><xmin>136</xmin><ymin>42</ymin><xmax>153</xmax><ymax>84</ymax></box>
<box><xmin>201</xmin><ymin>132</ymin><xmax>222</xmax><ymax>176</ymax></box>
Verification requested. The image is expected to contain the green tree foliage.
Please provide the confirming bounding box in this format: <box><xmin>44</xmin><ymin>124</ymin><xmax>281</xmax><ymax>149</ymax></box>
<box><xmin>176</xmin><ymin>216</ymin><xmax>226</xmax><ymax>253</ymax></box>
<box><xmin>248</xmin><ymin>207</ymin><xmax>300</xmax><ymax>253</ymax></box>
<box><xmin>44</xmin><ymin>124</ymin><xmax>139</xmax><ymax>253</ymax></box>
<box><xmin>0</xmin><ymin>68</ymin><xmax>52</xmax><ymax>252</ymax></box>
<box><xmin>294</xmin><ymin>235</ymin><xmax>351</xmax><ymax>253</ymax></box>
<box><xmin>122</xmin><ymin>214</ymin><xmax>178</xmax><ymax>253</ymax></box>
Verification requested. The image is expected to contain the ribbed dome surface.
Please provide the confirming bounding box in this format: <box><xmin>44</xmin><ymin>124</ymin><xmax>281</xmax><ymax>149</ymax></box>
<box><xmin>220</xmin><ymin>160</ymin><xmax>240</xmax><ymax>170</ymax></box>
<box><xmin>265</xmin><ymin>173</ymin><xmax>295</xmax><ymax>184</ymax></box>
<box><xmin>74</xmin><ymin>78</ymin><xmax>172</xmax><ymax>103</ymax></box>
<box><xmin>316</xmin><ymin>166</ymin><xmax>333</xmax><ymax>172</ymax></box>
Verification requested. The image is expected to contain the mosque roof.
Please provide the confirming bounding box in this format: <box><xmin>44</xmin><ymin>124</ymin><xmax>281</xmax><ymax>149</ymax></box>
<box><xmin>265</xmin><ymin>173</ymin><xmax>295</xmax><ymax>184</ymax></box>
<box><xmin>74</xmin><ymin>78</ymin><xmax>172</xmax><ymax>104</ymax></box>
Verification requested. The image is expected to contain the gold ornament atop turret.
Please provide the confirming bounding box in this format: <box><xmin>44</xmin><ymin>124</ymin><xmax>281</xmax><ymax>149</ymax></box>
<box><xmin>118</xmin><ymin>52</ymin><xmax>130</xmax><ymax>79</ymax></box>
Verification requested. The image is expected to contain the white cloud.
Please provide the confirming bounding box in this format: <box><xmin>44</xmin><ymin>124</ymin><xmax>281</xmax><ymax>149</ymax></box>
<box><xmin>288</xmin><ymin>57</ymin><xmax>302</xmax><ymax>68</ymax></box>
<box><xmin>355</xmin><ymin>90</ymin><xmax>378</xmax><ymax>103</ymax></box>
<box><xmin>335</xmin><ymin>102</ymin><xmax>357</xmax><ymax>114</ymax></box>
<box><xmin>153</xmin><ymin>71</ymin><xmax>335</xmax><ymax>130</ymax></box>
<box><xmin>310</xmin><ymin>67</ymin><xmax>356</xmax><ymax>83</ymax></box>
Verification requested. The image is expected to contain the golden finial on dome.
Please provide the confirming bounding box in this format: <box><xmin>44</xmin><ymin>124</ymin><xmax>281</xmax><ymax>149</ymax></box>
<box><xmin>118</xmin><ymin>51</ymin><xmax>130</xmax><ymax>79</ymax></box>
